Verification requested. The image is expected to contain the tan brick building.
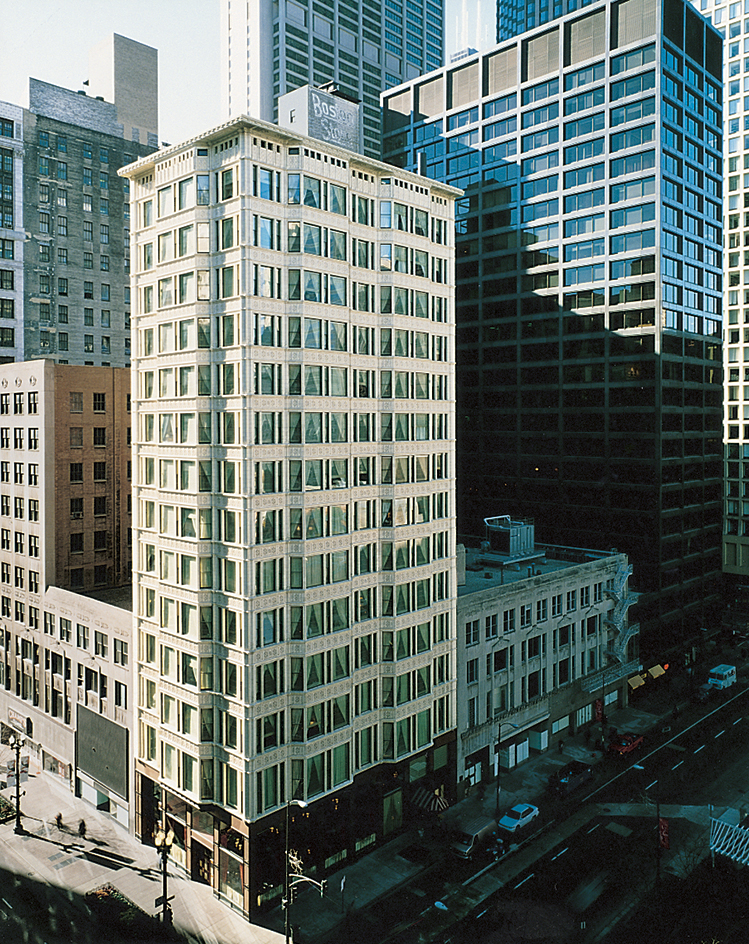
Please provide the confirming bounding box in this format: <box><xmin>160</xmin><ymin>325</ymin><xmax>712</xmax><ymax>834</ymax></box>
<box><xmin>50</xmin><ymin>364</ymin><xmax>132</xmax><ymax>590</ymax></box>
<box><xmin>0</xmin><ymin>360</ymin><xmax>134</xmax><ymax>824</ymax></box>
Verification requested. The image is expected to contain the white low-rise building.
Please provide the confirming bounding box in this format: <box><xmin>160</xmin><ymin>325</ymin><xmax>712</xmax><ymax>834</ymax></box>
<box><xmin>456</xmin><ymin>516</ymin><xmax>638</xmax><ymax>793</ymax></box>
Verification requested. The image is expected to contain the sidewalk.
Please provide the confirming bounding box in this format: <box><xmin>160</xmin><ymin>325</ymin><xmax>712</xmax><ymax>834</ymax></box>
<box><xmin>0</xmin><ymin>677</ymin><xmax>684</xmax><ymax>944</ymax></box>
<box><xmin>282</xmin><ymin>681</ymin><xmax>684</xmax><ymax>942</ymax></box>
<box><xmin>0</xmin><ymin>761</ymin><xmax>283</xmax><ymax>944</ymax></box>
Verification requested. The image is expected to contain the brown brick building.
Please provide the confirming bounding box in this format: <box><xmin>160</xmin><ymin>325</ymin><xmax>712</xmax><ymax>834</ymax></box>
<box><xmin>0</xmin><ymin>360</ymin><xmax>134</xmax><ymax>823</ymax></box>
<box><xmin>51</xmin><ymin>364</ymin><xmax>132</xmax><ymax>589</ymax></box>
<box><xmin>0</xmin><ymin>360</ymin><xmax>132</xmax><ymax>594</ymax></box>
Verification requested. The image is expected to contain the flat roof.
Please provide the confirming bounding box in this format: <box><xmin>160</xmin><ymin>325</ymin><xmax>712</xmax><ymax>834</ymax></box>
<box><xmin>119</xmin><ymin>113</ymin><xmax>462</xmax><ymax>199</ymax></box>
<box><xmin>459</xmin><ymin>545</ymin><xmax>620</xmax><ymax>598</ymax></box>
<box><xmin>81</xmin><ymin>584</ymin><xmax>134</xmax><ymax>613</ymax></box>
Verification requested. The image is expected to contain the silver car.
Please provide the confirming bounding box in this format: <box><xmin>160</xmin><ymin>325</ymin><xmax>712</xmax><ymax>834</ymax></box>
<box><xmin>498</xmin><ymin>803</ymin><xmax>539</xmax><ymax>833</ymax></box>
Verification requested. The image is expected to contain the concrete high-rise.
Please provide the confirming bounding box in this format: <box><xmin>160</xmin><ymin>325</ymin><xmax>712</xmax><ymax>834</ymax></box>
<box><xmin>87</xmin><ymin>33</ymin><xmax>159</xmax><ymax>148</ymax></box>
<box><xmin>220</xmin><ymin>0</ymin><xmax>445</xmax><ymax>158</ymax></box>
<box><xmin>122</xmin><ymin>115</ymin><xmax>458</xmax><ymax>912</ymax></box>
<box><xmin>383</xmin><ymin>0</ymin><xmax>724</xmax><ymax>658</ymax></box>
<box><xmin>0</xmin><ymin>35</ymin><xmax>157</xmax><ymax>367</ymax></box>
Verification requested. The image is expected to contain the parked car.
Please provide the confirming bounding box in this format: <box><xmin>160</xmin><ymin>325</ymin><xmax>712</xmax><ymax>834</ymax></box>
<box><xmin>547</xmin><ymin>760</ymin><xmax>594</xmax><ymax>797</ymax></box>
<box><xmin>450</xmin><ymin>815</ymin><xmax>498</xmax><ymax>859</ymax></box>
<box><xmin>498</xmin><ymin>803</ymin><xmax>539</xmax><ymax>833</ymax></box>
<box><xmin>608</xmin><ymin>733</ymin><xmax>644</xmax><ymax>755</ymax></box>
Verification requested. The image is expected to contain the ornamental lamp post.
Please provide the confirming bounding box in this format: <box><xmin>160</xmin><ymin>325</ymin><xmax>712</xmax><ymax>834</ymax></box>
<box><xmin>154</xmin><ymin>825</ymin><xmax>175</xmax><ymax>925</ymax></box>
<box><xmin>284</xmin><ymin>799</ymin><xmax>308</xmax><ymax>944</ymax></box>
<box><xmin>8</xmin><ymin>733</ymin><xmax>24</xmax><ymax>835</ymax></box>
<box><xmin>634</xmin><ymin>764</ymin><xmax>664</xmax><ymax>892</ymax></box>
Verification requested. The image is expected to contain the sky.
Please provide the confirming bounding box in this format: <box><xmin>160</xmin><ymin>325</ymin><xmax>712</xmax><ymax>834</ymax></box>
<box><xmin>2</xmin><ymin>0</ymin><xmax>495</xmax><ymax>145</ymax></box>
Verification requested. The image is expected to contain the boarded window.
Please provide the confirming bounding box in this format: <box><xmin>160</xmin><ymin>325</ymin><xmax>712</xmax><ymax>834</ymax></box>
<box><xmin>565</xmin><ymin>10</ymin><xmax>606</xmax><ymax>66</ymax></box>
<box><xmin>416</xmin><ymin>76</ymin><xmax>444</xmax><ymax>119</ymax></box>
<box><xmin>384</xmin><ymin>90</ymin><xmax>411</xmax><ymax>133</ymax></box>
<box><xmin>484</xmin><ymin>46</ymin><xmax>517</xmax><ymax>96</ymax></box>
<box><xmin>612</xmin><ymin>0</ymin><xmax>657</xmax><ymax>48</ymax></box>
<box><xmin>684</xmin><ymin>6</ymin><xmax>704</xmax><ymax>66</ymax></box>
<box><xmin>523</xmin><ymin>28</ymin><xmax>560</xmax><ymax>82</ymax></box>
<box><xmin>448</xmin><ymin>61</ymin><xmax>479</xmax><ymax>110</ymax></box>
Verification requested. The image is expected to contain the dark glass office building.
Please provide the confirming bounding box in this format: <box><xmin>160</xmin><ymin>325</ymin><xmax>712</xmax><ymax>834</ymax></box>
<box><xmin>383</xmin><ymin>0</ymin><xmax>724</xmax><ymax>655</ymax></box>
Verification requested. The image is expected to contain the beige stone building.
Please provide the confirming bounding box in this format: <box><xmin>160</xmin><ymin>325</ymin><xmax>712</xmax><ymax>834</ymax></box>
<box><xmin>123</xmin><ymin>114</ymin><xmax>459</xmax><ymax>913</ymax></box>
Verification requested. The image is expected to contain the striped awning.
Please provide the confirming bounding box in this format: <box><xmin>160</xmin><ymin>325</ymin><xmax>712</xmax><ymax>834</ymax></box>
<box><xmin>411</xmin><ymin>786</ymin><xmax>449</xmax><ymax>813</ymax></box>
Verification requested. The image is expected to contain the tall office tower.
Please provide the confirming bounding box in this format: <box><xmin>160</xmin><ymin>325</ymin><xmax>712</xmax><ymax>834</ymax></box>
<box><xmin>0</xmin><ymin>105</ymin><xmax>24</xmax><ymax>363</ymax></box>
<box><xmin>220</xmin><ymin>0</ymin><xmax>445</xmax><ymax>158</ymax></box>
<box><xmin>122</xmin><ymin>116</ymin><xmax>458</xmax><ymax>912</ymax></box>
<box><xmin>0</xmin><ymin>36</ymin><xmax>157</xmax><ymax>367</ymax></box>
<box><xmin>382</xmin><ymin>0</ymin><xmax>724</xmax><ymax>659</ymax></box>
<box><xmin>0</xmin><ymin>359</ymin><xmax>134</xmax><ymax>825</ymax></box>
<box><xmin>497</xmin><ymin>0</ymin><xmax>745</xmax><ymax>620</ymax></box>
<box><xmin>698</xmin><ymin>0</ymin><xmax>749</xmax><ymax>593</ymax></box>
<box><xmin>497</xmin><ymin>0</ymin><xmax>564</xmax><ymax>39</ymax></box>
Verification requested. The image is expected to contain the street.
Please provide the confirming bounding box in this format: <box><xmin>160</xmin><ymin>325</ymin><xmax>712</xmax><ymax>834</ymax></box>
<box><xmin>320</xmin><ymin>684</ymin><xmax>749</xmax><ymax>944</ymax></box>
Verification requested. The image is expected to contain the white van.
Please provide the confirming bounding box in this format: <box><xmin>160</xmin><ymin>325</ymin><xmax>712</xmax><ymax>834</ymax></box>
<box><xmin>708</xmin><ymin>664</ymin><xmax>737</xmax><ymax>690</ymax></box>
<box><xmin>450</xmin><ymin>815</ymin><xmax>498</xmax><ymax>858</ymax></box>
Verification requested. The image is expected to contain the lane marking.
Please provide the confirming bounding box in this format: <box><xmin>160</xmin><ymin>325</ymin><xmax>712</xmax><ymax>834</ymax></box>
<box><xmin>587</xmin><ymin>823</ymin><xmax>601</xmax><ymax>834</ymax></box>
<box><xmin>581</xmin><ymin>684</ymin><xmax>749</xmax><ymax>801</ymax></box>
<box><xmin>514</xmin><ymin>873</ymin><xmax>534</xmax><ymax>889</ymax></box>
<box><xmin>646</xmin><ymin>779</ymin><xmax>658</xmax><ymax>790</ymax></box>
<box><xmin>551</xmin><ymin>847</ymin><xmax>568</xmax><ymax>861</ymax></box>
<box><xmin>733</xmin><ymin>717</ymin><xmax>742</xmax><ymax>725</ymax></box>
<box><xmin>694</xmin><ymin>745</ymin><xmax>705</xmax><ymax>753</ymax></box>
<box><xmin>672</xmin><ymin>761</ymin><xmax>684</xmax><ymax>770</ymax></box>
<box><xmin>715</xmin><ymin>730</ymin><xmax>725</xmax><ymax>739</ymax></box>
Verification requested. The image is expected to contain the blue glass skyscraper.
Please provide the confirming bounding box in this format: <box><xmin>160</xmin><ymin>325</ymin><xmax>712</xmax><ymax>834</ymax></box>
<box><xmin>383</xmin><ymin>0</ymin><xmax>724</xmax><ymax>657</ymax></box>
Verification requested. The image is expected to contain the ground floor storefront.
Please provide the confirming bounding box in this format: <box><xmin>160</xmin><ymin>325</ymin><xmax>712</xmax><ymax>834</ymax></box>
<box><xmin>134</xmin><ymin>732</ymin><xmax>456</xmax><ymax>918</ymax></box>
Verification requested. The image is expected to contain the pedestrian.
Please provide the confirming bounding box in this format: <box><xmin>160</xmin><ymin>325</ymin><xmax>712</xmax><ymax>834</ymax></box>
<box><xmin>78</xmin><ymin>819</ymin><xmax>86</xmax><ymax>839</ymax></box>
<box><xmin>558</xmin><ymin>738</ymin><xmax>564</xmax><ymax>754</ymax></box>
<box><xmin>55</xmin><ymin>812</ymin><xmax>63</xmax><ymax>830</ymax></box>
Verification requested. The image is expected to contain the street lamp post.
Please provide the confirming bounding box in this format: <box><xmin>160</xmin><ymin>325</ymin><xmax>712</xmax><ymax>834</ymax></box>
<box><xmin>634</xmin><ymin>765</ymin><xmax>661</xmax><ymax>891</ymax></box>
<box><xmin>284</xmin><ymin>799</ymin><xmax>308</xmax><ymax>944</ymax></box>
<box><xmin>8</xmin><ymin>733</ymin><xmax>24</xmax><ymax>835</ymax></box>
<box><xmin>154</xmin><ymin>825</ymin><xmax>175</xmax><ymax>926</ymax></box>
<box><xmin>495</xmin><ymin>722</ymin><xmax>520</xmax><ymax>819</ymax></box>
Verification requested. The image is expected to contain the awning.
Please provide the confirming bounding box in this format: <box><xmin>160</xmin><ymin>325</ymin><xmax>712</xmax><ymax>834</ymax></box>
<box><xmin>411</xmin><ymin>786</ymin><xmax>449</xmax><ymax>813</ymax></box>
<box><xmin>648</xmin><ymin>664</ymin><xmax>665</xmax><ymax>679</ymax></box>
<box><xmin>628</xmin><ymin>674</ymin><xmax>646</xmax><ymax>690</ymax></box>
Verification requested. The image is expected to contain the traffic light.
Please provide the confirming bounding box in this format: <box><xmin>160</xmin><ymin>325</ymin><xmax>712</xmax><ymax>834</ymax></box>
<box><xmin>290</xmin><ymin>885</ymin><xmax>297</xmax><ymax>903</ymax></box>
<box><xmin>320</xmin><ymin>879</ymin><xmax>327</xmax><ymax>897</ymax></box>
